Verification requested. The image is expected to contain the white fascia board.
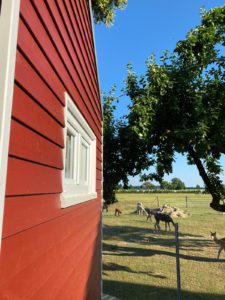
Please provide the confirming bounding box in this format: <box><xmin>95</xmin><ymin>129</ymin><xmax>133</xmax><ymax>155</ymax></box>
<box><xmin>0</xmin><ymin>0</ymin><xmax>21</xmax><ymax>247</ymax></box>
<box><xmin>88</xmin><ymin>0</ymin><xmax>102</xmax><ymax>114</ymax></box>
<box><xmin>88</xmin><ymin>1</ymin><xmax>103</xmax><ymax>198</ymax></box>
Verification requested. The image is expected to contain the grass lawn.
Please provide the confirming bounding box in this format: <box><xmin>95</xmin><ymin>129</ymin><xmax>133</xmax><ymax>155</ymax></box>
<box><xmin>102</xmin><ymin>193</ymin><xmax>225</xmax><ymax>300</ymax></box>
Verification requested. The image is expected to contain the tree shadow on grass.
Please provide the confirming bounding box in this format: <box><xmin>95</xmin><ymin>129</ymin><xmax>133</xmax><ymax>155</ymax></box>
<box><xmin>103</xmin><ymin>262</ymin><xmax>167</xmax><ymax>279</ymax></box>
<box><xmin>103</xmin><ymin>223</ymin><xmax>204</xmax><ymax>238</ymax></box>
<box><xmin>103</xmin><ymin>279</ymin><xmax>225</xmax><ymax>300</ymax></box>
<box><xmin>103</xmin><ymin>224</ymin><xmax>212</xmax><ymax>251</ymax></box>
<box><xmin>103</xmin><ymin>241</ymin><xmax>225</xmax><ymax>263</ymax></box>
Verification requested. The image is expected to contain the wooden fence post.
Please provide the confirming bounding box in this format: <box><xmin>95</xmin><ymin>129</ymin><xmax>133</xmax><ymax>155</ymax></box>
<box><xmin>185</xmin><ymin>196</ymin><xmax>188</xmax><ymax>208</ymax></box>
<box><xmin>157</xmin><ymin>196</ymin><xmax>159</xmax><ymax>207</ymax></box>
<box><xmin>175</xmin><ymin>223</ymin><xmax>182</xmax><ymax>300</ymax></box>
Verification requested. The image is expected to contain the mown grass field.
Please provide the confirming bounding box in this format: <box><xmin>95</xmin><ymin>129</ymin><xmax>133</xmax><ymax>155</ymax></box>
<box><xmin>102</xmin><ymin>193</ymin><xmax>225</xmax><ymax>300</ymax></box>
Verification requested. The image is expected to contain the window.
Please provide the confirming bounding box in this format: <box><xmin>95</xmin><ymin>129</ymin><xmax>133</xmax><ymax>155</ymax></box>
<box><xmin>61</xmin><ymin>93</ymin><xmax>97</xmax><ymax>208</ymax></box>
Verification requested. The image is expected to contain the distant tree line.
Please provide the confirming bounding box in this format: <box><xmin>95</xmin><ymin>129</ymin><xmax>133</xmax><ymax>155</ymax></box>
<box><xmin>117</xmin><ymin>178</ymin><xmax>203</xmax><ymax>191</ymax></box>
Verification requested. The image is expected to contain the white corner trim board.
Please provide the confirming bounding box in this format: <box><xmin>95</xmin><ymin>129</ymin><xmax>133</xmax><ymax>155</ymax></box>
<box><xmin>0</xmin><ymin>0</ymin><xmax>21</xmax><ymax>247</ymax></box>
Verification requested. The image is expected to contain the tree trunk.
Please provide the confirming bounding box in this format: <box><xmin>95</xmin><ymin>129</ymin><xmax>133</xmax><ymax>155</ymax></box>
<box><xmin>103</xmin><ymin>180</ymin><xmax>117</xmax><ymax>204</ymax></box>
<box><xmin>187</xmin><ymin>145</ymin><xmax>225</xmax><ymax>212</ymax></box>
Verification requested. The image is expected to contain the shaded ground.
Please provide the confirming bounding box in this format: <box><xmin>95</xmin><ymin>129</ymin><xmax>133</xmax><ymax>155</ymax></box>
<box><xmin>103</xmin><ymin>280</ymin><xmax>225</xmax><ymax>300</ymax></box>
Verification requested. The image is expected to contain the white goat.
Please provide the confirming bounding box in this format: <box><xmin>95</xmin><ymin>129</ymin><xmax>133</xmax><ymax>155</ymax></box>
<box><xmin>136</xmin><ymin>202</ymin><xmax>146</xmax><ymax>215</ymax></box>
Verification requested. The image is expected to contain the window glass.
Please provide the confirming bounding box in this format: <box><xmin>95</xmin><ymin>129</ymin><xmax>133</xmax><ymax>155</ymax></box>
<box><xmin>65</xmin><ymin>130</ymin><xmax>74</xmax><ymax>179</ymax></box>
<box><xmin>80</xmin><ymin>141</ymin><xmax>89</xmax><ymax>184</ymax></box>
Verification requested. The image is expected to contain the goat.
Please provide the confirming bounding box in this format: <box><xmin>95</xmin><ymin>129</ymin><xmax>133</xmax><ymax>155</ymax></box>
<box><xmin>102</xmin><ymin>202</ymin><xmax>109</xmax><ymax>213</ymax></box>
<box><xmin>145</xmin><ymin>207</ymin><xmax>162</xmax><ymax>221</ymax></box>
<box><xmin>115</xmin><ymin>208</ymin><xmax>122</xmax><ymax>216</ymax></box>
<box><xmin>136</xmin><ymin>202</ymin><xmax>145</xmax><ymax>215</ymax></box>
<box><xmin>154</xmin><ymin>212</ymin><xmax>175</xmax><ymax>231</ymax></box>
<box><xmin>210</xmin><ymin>231</ymin><xmax>225</xmax><ymax>259</ymax></box>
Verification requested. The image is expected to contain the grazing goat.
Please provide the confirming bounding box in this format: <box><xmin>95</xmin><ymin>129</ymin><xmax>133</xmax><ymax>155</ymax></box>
<box><xmin>154</xmin><ymin>212</ymin><xmax>175</xmax><ymax>231</ymax></box>
<box><xmin>102</xmin><ymin>202</ymin><xmax>109</xmax><ymax>213</ymax></box>
<box><xmin>115</xmin><ymin>208</ymin><xmax>122</xmax><ymax>216</ymax></box>
<box><xmin>145</xmin><ymin>207</ymin><xmax>162</xmax><ymax>221</ymax></box>
<box><xmin>210</xmin><ymin>231</ymin><xmax>225</xmax><ymax>259</ymax></box>
<box><xmin>136</xmin><ymin>202</ymin><xmax>145</xmax><ymax>215</ymax></box>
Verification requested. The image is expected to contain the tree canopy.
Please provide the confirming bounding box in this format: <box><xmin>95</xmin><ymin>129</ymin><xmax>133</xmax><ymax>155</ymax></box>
<box><xmin>102</xmin><ymin>87</ymin><xmax>151</xmax><ymax>203</ymax></box>
<box><xmin>92</xmin><ymin>0</ymin><xmax>127</xmax><ymax>26</ymax></box>
<box><xmin>142</xmin><ymin>181</ymin><xmax>155</xmax><ymax>190</ymax></box>
<box><xmin>160</xmin><ymin>178</ymin><xmax>185</xmax><ymax>190</ymax></box>
<box><xmin>124</xmin><ymin>5</ymin><xmax>225</xmax><ymax>211</ymax></box>
<box><xmin>171</xmin><ymin>178</ymin><xmax>186</xmax><ymax>190</ymax></box>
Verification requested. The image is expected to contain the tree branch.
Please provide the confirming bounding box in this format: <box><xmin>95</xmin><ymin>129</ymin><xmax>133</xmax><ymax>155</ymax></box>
<box><xmin>187</xmin><ymin>145</ymin><xmax>225</xmax><ymax>212</ymax></box>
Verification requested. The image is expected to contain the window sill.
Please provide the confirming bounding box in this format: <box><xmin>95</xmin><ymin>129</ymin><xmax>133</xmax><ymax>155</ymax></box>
<box><xmin>61</xmin><ymin>192</ymin><xmax>97</xmax><ymax>208</ymax></box>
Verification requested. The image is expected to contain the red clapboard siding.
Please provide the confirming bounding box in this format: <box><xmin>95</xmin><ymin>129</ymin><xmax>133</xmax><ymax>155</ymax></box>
<box><xmin>12</xmin><ymin>85</ymin><xmax>64</xmax><ymax>147</ymax></box>
<box><xmin>0</xmin><ymin>221</ymin><xmax>100</xmax><ymax>299</ymax></box>
<box><xmin>96</xmin><ymin>159</ymin><xmax>102</xmax><ymax>171</ymax></box>
<box><xmin>20</xmin><ymin>0</ymin><xmax>101</xmax><ymax>139</ymax></box>
<box><xmin>1</xmin><ymin>199</ymin><xmax>98</xmax><ymax>275</ymax></box>
<box><xmin>0</xmin><ymin>197</ymin><xmax>101</xmax><ymax>270</ymax></box>
<box><xmin>97</xmin><ymin>147</ymin><xmax>103</xmax><ymax>161</ymax></box>
<box><xmin>63</xmin><ymin>0</ymin><xmax>101</xmax><ymax>105</ymax></box>
<box><xmin>74</xmin><ymin>1</ymin><xmax>96</xmax><ymax>71</ymax></box>
<box><xmin>3</xmin><ymin>194</ymin><xmax>61</xmax><ymax>238</ymax></box>
<box><xmin>61</xmin><ymin>226</ymin><xmax>101</xmax><ymax>300</ymax></box>
<box><xmin>56</xmin><ymin>0</ymin><xmax>100</xmax><ymax>111</ymax></box>
<box><xmin>96</xmin><ymin>180</ymin><xmax>102</xmax><ymax>191</ymax></box>
<box><xmin>54</xmin><ymin>247</ymin><xmax>98</xmax><ymax>300</ymax></box>
<box><xmin>9</xmin><ymin>119</ymin><xmax>63</xmax><ymax>169</ymax></box>
<box><xmin>17</xmin><ymin>18</ymin><xmax>65</xmax><ymax>105</ymax></box>
<box><xmin>15</xmin><ymin>50</ymin><xmax>64</xmax><ymax>126</ymax></box>
<box><xmin>96</xmin><ymin>190</ymin><xmax>102</xmax><ymax>199</ymax></box>
<box><xmin>5</xmin><ymin>157</ymin><xmax>62</xmax><ymax>196</ymax></box>
<box><xmin>0</xmin><ymin>200</ymin><xmax>100</xmax><ymax>285</ymax></box>
<box><xmin>70</xmin><ymin>1</ymin><xmax>99</xmax><ymax>88</ymax></box>
<box><xmin>53</xmin><ymin>214</ymin><xmax>101</xmax><ymax>300</ymax></box>
<box><xmin>97</xmin><ymin>148</ymin><xmax>102</xmax><ymax>162</ymax></box>
<box><xmin>3</xmin><ymin>194</ymin><xmax>101</xmax><ymax>239</ymax></box>
<box><xmin>2</xmin><ymin>0</ymin><xmax>102</xmax><ymax>299</ymax></box>
<box><xmin>96</xmin><ymin>170</ymin><xmax>102</xmax><ymax>181</ymax></box>
<box><xmin>86</xmin><ymin>233</ymin><xmax>102</xmax><ymax>300</ymax></box>
<box><xmin>31</xmin><ymin>228</ymin><xmax>101</xmax><ymax>300</ymax></box>
<box><xmin>79</xmin><ymin>0</ymin><xmax>101</xmax><ymax>98</ymax></box>
<box><xmin>41</xmin><ymin>0</ymin><xmax>102</xmax><ymax>125</ymax></box>
<box><xmin>79</xmin><ymin>0</ymin><xmax>94</xmax><ymax>49</ymax></box>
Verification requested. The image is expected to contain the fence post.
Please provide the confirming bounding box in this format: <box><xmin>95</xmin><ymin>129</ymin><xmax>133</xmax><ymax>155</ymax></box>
<box><xmin>175</xmin><ymin>223</ymin><xmax>181</xmax><ymax>300</ymax></box>
<box><xmin>185</xmin><ymin>196</ymin><xmax>188</xmax><ymax>208</ymax></box>
<box><xmin>157</xmin><ymin>196</ymin><xmax>159</xmax><ymax>207</ymax></box>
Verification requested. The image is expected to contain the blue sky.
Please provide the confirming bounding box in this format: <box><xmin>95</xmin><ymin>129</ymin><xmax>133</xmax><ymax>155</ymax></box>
<box><xmin>94</xmin><ymin>0</ymin><xmax>225</xmax><ymax>187</ymax></box>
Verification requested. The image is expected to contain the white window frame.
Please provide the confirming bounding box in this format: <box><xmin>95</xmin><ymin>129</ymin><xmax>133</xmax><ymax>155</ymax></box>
<box><xmin>61</xmin><ymin>92</ymin><xmax>97</xmax><ymax>208</ymax></box>
<box><xmin>0</xmin><ymin>0</ymin><xmax>20</xmax><ymax>245</ymax></box>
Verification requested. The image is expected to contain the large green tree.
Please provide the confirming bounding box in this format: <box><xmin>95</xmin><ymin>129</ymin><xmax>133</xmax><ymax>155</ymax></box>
<box><xmin>142</xmin><ymin>181</ymin><xmax>155</xmax><ymax>190</ymax></box>
<box><xmin>125</xmin><ymin>6</ymin><xmax>225</xmax><ymax>211</ymax></box>
<box><xmin>171</xmin><ymin>178</ymin><xmax>186</xmax><ymax>190</ymax></box>
<box><xmin>103</xmin><ymin>88</ymin><xmax>151</xmax><ymax>203</ymax></box>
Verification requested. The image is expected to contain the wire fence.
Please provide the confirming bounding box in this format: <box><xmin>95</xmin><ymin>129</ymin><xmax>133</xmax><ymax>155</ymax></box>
<box><xmin>184</xmin><ymin>196</ymin><xmax>210</xmax><ymax>207</ymax></box>
<box><xmin>144</xmin><ymin>195</ymin><xmax>211</xmax><ymax>208</ymax></box>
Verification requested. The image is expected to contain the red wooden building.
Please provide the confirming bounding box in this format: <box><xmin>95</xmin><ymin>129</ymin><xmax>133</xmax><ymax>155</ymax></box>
<box><xmin>0</xmin><ymin>0</ymin><xmax>102</xmax><ymax>299</ymax></box>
